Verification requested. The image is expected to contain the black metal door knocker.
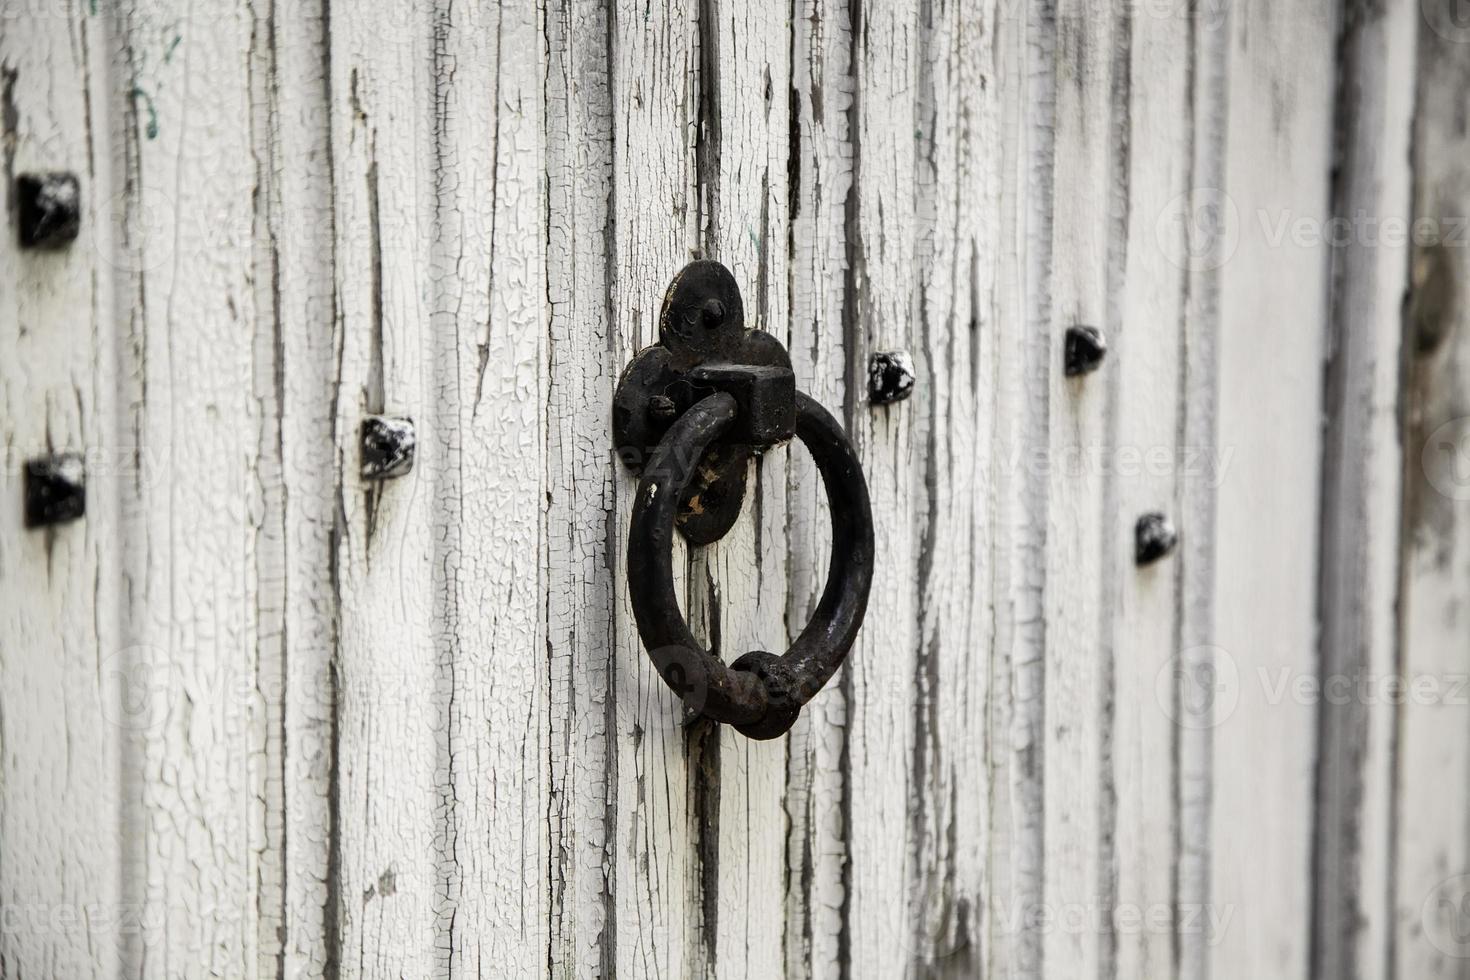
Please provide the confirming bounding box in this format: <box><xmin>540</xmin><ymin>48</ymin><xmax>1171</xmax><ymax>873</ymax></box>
<box><xmin>613</xmin><ymin>260</ymin><xmax>875</xmax><ymax>739</ymax></box>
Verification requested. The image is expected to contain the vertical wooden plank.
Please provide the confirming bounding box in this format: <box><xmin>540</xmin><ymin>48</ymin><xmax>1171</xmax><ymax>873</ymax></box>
<box><xmin>694</xmin><ymin>0</ymin><xmax>793</xmax><ymax>977</ymax></box>
<box><xmin>0</xmin><ymin>4</ymin><xmax>122</xmax><ymax>977</ymax></box>
<box><xmin>1040</xmin><ymin>0</ymin><xmax>1117</xmax><ymax>974</ymax></box>
<box><xmin>1208</xmin><ymin>2</ymin><xmax>1336</xmax><ymax>976</ymax></box>
<box><xmin>1394</xmin><ymin>5</ymin><xmax>1470</xmax><ymax>974</ymax></box>
<box><xmin>111</xmin><ymin>0</ymin><xmax>267</xmax><ymax>973</ymax></box>
<box><xmin>1311</xmin><ymin>1</ymin><xmax>1416</xmax><ymax>977</ymax></box>
<box><xmin>907</xmin><ymin>0</ymin><xmax>996</xmax><ymax>975</ymax></box>
<box><xmin>428</xmin><ymin>0</ymin><xmax>551</xmax><ymax>973</ymax></box>
<box><xmin>1174</xmin><ymin>4</ymin><xmax>1229</xmax><ymax>977</ymax></box>
<box><xmin>1106</xmin><ymin>1</ymin><xmax>1196</xmax><ymax>977</ymax></box>
<box><xmin>607</xmin><ymin>1</ymin><xmax>702</xmax><ymax>975</ymax></box>
<box><xmin>545</xmin><ymin>0</ymin><xmax>616</xmax><ymax>976</ymax></box>
<box><xmin>783</xmin><ymin>0</ymin><xmax>855</xmax><ymax>974</ymax></box>
<box><xmin>326</xmin><ymin>2</ymin><xmax>440</xmax><ymax>974</ymax></box>
<box><xmin>249</xmin><ymin>0</ymin><xmax>338</xmax><ymax>974</ymax></box>
<box><xmin>982</xmin><ymin>0</ymin><xmax>1049</xmax><ymax>972</ymax></box>
<box><xmin>842</xmin><ymin>2</ymin><xmax>923</xmax><ymax>976</ymax></box>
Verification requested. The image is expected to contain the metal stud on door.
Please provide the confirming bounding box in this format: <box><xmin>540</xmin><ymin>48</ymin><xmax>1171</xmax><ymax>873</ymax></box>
<box><xmin>613</xmin><ymin>261</ymin><xmax>875</xmax><ymax>739</ymax></box>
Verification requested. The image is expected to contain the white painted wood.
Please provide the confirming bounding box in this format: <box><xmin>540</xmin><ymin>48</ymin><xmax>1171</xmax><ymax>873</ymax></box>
<box><xmin>1</xmin><ymin>4</ymin><xmax>1464</xmax><ymax>980</ymax></box>
<box><xmin>428</xmin><ymin>1</ymin><xmax>551</xmax><ymax>973</ymax></box>
<box><xmin>841</xmin><ymin>3</ymin><xmax>924</xmax><ymax>977</ymax></box>
<box><xmin>0</xmin><ymin>5</ymin><xmax>122</xmax><ymax>978</ymax></box>
<box><xmin>983</xmin><ymin>1</ymin><xmax>1053</xmax><ymax>974</ymax></box>
<box><xmin>249</xmin><ymin>0</ymin><xmax>338</xmax><ymax>974</ymax></box>
<box><xmin>1209</xmin><ymin>2</ymin><xmax>1337</xmax><ymax>976</ymax></box>
<box><xmin>113</xmin><ymin>0</ymin><xmax>268</xmax><ymax>974</ymax></box>
<box><xmin>1174</xmin><ymin>6</ymin><xmax>1230</xmax><ymax>979</ymax></box>
<box><xmin>697</xmin><ymin>3</ymin><xmax>792</xmax><ymax>979</ymax></box>
<box><xmin>782</xmin><ymin>2</ymin><xmax>856</xmax><ymax>975</ymax></box>
<box><xmin>544</xmin><ymin>0</ymin><xmax>615</xmax><ymax>976</ymax></box>
<box><xmin>606</xmin><ymin>2</ymin><xmax>702</xmax><ymax>976</ymax></box>
<box><xmin>1393</xmin><ymin>9</ymin><xmax>1470</xmax><ymax>976</ymax></box>
<box><xmin>325</xmin><ymin>2</ymin><xmax>441</xmax><ymax>974</ymax></box>
<box><xmin>907</xmin><ymin>1</ymin><xmax>997</xmax><ymax>976</ymax></box>
<box><xmin>1040</xmin><ymin>2</ymin><xmax>1117</xmax><ymax>976</ymax></box>
<box><xmin>1313</xmin><ymin>2</ymin><xmax>1417</xmax><ymax>978</ymax></box>
<box><xmin>1109</xmin><ymin>6</ymin><xmax>1193</xmax><ymax>980</ymax></box>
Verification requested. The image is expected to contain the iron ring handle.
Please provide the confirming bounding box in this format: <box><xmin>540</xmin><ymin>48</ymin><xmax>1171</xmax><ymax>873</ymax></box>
<box><xmin>628</xmin><ymin>389</ymin><xmax>875</xmax><ymax>740</ymax></box>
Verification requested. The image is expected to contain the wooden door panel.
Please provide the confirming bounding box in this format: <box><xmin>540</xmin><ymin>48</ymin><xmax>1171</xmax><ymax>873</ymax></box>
<box><xmin>0</xmin><ymin>2</ymin><xmax>1465</xmax><ymax>978</ymax></box>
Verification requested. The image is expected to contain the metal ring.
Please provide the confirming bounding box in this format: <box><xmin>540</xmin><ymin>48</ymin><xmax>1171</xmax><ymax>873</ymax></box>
<box><xmin>628</xmin><ymin>390</ymin><xmax>874</xmax><ymax>739</ymax></box>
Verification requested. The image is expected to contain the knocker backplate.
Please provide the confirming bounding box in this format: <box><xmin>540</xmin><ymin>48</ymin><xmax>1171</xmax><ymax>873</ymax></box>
<box><xmin>612</xmin><ymin>261</ymin><xmax>794</xmax><ymax>546</ymax></box>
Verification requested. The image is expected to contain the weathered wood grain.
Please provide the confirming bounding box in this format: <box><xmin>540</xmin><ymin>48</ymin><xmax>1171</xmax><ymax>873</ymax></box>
<box><xmin>325</xmin><ymin>2</ymin><xmax>442</xmax><ymax>973</ymax></box>
<box><xmin>694</xmin><ymin>1</ymin><xmax>793</xmax><ymax>978</ymax></box>
<box><xmin>1312</xmin><ymin>1</ymin><xmax>1417</xmax><ymax>977</ymax></box>
<box><xmin>983</xmin><ymin>0</ymin><xmax>1054</xmax><ymax>974</ymax></box>
<box><xmin>1174</xmin><ymin>4</ymin><xmax>1229</xmax><ymax>978</ymax></box>
<box><xmin>0</xmin><ymin>4</ymin><xmax>1462</xmax><ymax>980</ymax></box>
<box><xmin>1394</xmin><ymin>4</ymin><xmax>1470</xmax><ymax>975</ymax></box>
<box><xmin>1209</xmin><ymin>2</ymin><xmax>1336</xmax><ymax>976</ymax></box>
<box><xmin>545</xmin><ymin>0</ymin><xmax>616</xmax><ymax>975</ymax></box>
<box><xmin>606</xmin><ymin>1</ymin><xmax>702</xmax><ymax>975</ymax></box>
<box><xmin>427</xmin><ymin>1</ymin><xmax>551</xmax><ymax>973</ymax></box>
<box><xmin>840</xmin><ymin>2</ymin><xmax>925</xmax><ymax>977</ymax></box>
<box><xmin>783</xmin><ymin>1</ymin><xmax>857</xmax><ymax>974</ymax></box>
<box><xmin>113</xmin><ymin>0</ymin><xmax>268</xmax><ymax>974</ymax></box>
<box><xmin>248</xmin><ymin>0</ymin><xmax>338</xmax><ymax>974</ymax></box>
<box><xmin>907</xmin><ymin>1</ymin><xmax>995</xmax><ymax>976</ymax></box>
<box><xmin>0</xmin><ymin>4</ymin><xmax>122</xmax><ymax>977</ymax></box>
<box><xmin>1108</xmin><ymin>5</ymin><xmax>1193</xmax><ymax>979</ymax></box>
<box><xmin>1040</xmin><ymin>0</ymin><xmax>1118</xmax><ymax>974</ymax></box>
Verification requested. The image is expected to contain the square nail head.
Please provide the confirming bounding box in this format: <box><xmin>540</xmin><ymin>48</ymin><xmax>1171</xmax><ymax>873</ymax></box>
<box><xmin>25</xmin><ymin>453</ymin><xmax>86</xmax><ymax>527</ymax></box>
<box><xmin>17</xmin><ymin>172</ymin><xmax>82</xmax><ymax>249</ymax></box>
<box><xmin>868</xmin><ymin>350</ymin><xmax>915</xmax><ymax>406</ymax></box>
<box><xmin>361</xmin><ymin>416</ymin><xmax>416</xmax><ymax>480</ymax></box>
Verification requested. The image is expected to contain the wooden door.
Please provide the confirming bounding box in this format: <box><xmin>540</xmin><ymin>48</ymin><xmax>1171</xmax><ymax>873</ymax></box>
<box><xmin>1</xmin><ymin>1</ymin><xmax>1467</xmax><ymax>978</ymax></box>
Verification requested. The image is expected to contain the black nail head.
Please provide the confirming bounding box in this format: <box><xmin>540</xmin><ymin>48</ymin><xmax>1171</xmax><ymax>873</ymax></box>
<box><xmin>1064</xmin><ymin>325</ymin><xmax>1107</xmax><ymax>377</ymax></box>
<box><xmin>361</xmin><ymin>416</ymin><xmax>416</xmax><ymax>480</ymax></box>
<box><xmin>17</xmin><ymin>172</ymin><xmax>82</xmax><ymax>249</ymax></box>
<box><xmin>25</xmin><ymin>453</ymin><xmax>86</xmax><ymax>527</ymax></box>
<box><xmin>1135</xmin><ymin>512</ymin><xmax>1178</xmax><ymax>566</ymax></box>
<box><xmin>868</xmin><ymin>350</ymin><xmax>915</xmax><ymax>406</ymax></box>
<box><xmin>649</xmin><ymin>394</ymin><xmax>677</xmax><ymax>420</ymax></box>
